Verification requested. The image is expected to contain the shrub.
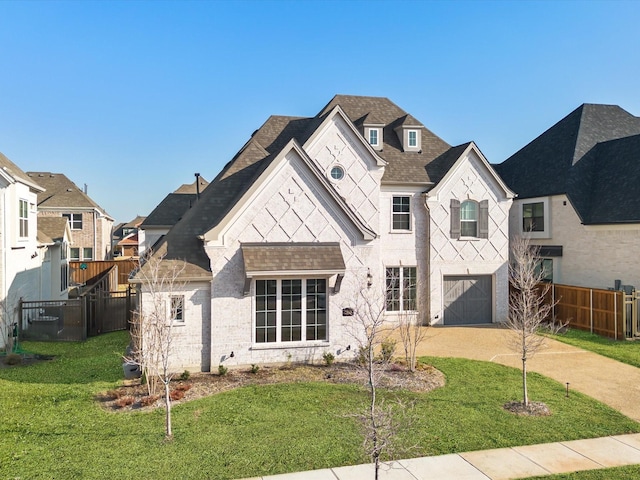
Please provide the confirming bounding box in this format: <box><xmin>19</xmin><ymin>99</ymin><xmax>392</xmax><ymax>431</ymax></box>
<box><xmin>218</xmin><ymin>365</ymin><xmax>228</xmax><ymax>376</ymax></box>
<box><xmin>378</xmin><ymin>339</ymin><xmax>396</xmax><ymax>363</ymax></box>
<box><xmin>3</xmin><ymin>353</ymin><xmax>22</xmax><ymax>366</ymax></box>
<box><xmin>355</xmin><ymin>346</ymin><xmax>370</xmax><ymax>366</ymax></box>
<box><xmin>174</xmin><ymin>383</ymin><xmax>192</xmax><ymax>392</ymax></box>
<box><xmin>139</xmin><ymin>395</ymin><xmax>160</xmax><ymax>407</ymax></box>
<box><xmin>250</xmin><ymin>364</ymin><xmax>260</xmax><ymax>374</ymax></box>
<box><xmin>322</xmin><ymin>352</ymin><xmax>335</xmax><ymax>366</ymax></box>
<box><xmin>170</xmin><ymin>389</ymin><xmax>185</xmax><ymax>401</ymax></box>
<box><xmin>114</xmin><ymin>396</ymin><xmax>135</xmax><ymax>408</ymax></box>
<box><xmin>179</xmin><ymin>370</ymin><xmax>191</xmax><ymax>381</ymax></box>
<box><xmin>106</xmin><ymin>389</ymin><xmax>122</xmax><ymax>399</ymax></box>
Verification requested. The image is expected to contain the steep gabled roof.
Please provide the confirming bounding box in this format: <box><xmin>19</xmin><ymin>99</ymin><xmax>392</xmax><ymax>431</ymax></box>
<box><xmin>318</xmin><ymin>95</ymin><xmax>451</xmax><ymax>184</ymax></box>
<box><xmin>27</xmin><ymin>172</ymin><xmax>113</xmax><ymax>219</ymax></box>
<box><xmin>138</xmin><ymin>96</ymin><xmax>475</xmax><ymax>280</ymax></box>
<box><xmin>37</xmin><ymin>217</ymin><xmax>69</xmax><ymax>244</ymax></box>
<box><xmin>0</xmin><ymin>152</ymin><xmax>44</xmax><ymax>191</ymax></box>
<box><xmin>497</xmin><ymin>104</ymin><xmax>640</xmax><ymax>224</ymax></box>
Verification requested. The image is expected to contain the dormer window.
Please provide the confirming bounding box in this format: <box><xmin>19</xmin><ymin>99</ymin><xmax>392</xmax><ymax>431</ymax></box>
<box><xmin>369</xmin><ymin>129</ymin><xmax>379</xmax><ymax>146</ymax></box>
<box><xmin>408</xmin><ymin>130</ymin><xmax>418</xmax><ymax>148</ymax></box>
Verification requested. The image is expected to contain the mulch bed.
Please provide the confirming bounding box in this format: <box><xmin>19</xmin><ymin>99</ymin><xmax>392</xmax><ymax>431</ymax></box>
<box><xmin>97</xmin><ymin>362</ymin><xmax>446</xmax><ymax>412</ymax></box>
<box><xmin>503</xmin><ymin>401</ymin><xmax>551</xmax><ymax>416</ymax></box>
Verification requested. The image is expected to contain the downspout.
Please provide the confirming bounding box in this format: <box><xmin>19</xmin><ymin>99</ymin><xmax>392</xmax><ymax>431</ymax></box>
<box><xmin>93</xmin><ymin>209</ymin><xmax>98</xmax><ymax>260</ymax></box>
<box><xmin>422</xmin><ymin>193</ymin><xmax>431</xmax><ymax>326</ymax></box>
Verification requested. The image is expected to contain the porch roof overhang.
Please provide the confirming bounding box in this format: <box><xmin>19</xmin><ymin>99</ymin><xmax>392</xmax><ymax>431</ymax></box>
<box><xmin>240</xmin><ymin>242</ymin><xmax>346</xmax><ymax>294</ymax></box>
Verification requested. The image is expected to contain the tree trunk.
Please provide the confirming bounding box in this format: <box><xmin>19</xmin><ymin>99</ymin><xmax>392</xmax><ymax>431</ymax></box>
<box><xmin>164</xmin><ymin>380</ymin><xmax>173</xmax><ymax>439</ymax></box>
<box><xmin>522</xmin><ymin>357</ymin><xmax>529</xmax><ymax>406</ymax></box>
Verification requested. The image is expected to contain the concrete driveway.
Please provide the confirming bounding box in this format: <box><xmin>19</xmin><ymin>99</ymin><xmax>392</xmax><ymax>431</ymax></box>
<box><xmin>410</xmin><ymin>325</ymin><xmax>640</xmax><ymax>422</ymax></box>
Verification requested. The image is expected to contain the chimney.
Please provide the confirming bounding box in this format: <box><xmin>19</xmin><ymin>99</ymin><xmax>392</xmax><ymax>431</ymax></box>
<box><xmin>195</xmin><ymin>173</ymin><xmax>201</xmax><ymax>200</ymax></box>
<box><xmin>84</xmin><ymin>183</ymin><xmax>88</xmax><ymax>194</ymax></box>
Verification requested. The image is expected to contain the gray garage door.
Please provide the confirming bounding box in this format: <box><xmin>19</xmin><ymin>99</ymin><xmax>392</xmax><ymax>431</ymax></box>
<box><xmin>443</xmin><ymin>275</ymin><xmax>492</xmax><ymax>325</ymax></box>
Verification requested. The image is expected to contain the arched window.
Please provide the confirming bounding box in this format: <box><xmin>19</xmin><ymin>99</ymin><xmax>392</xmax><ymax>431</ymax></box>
<box><xmin>460</xmin><ymin>200</ymin><xmax>478</xmax><ymax>237</ymax></box>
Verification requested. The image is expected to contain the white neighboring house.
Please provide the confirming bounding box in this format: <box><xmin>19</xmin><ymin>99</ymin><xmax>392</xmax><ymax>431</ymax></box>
<box><xmin>132</xmin><ymin>95</ymin><xmax>514</xmax><ymax>372</ymax></box>
<box><xmin>0</xmin><ymin>152</ymin><xmax>46</xmax><ymax>349</ymax></box>
<box><xmin>37</xmin><ymin>217</ymin><xmax>71</xmax><ymax>302</ymax></box>
<box><xmin>497</xmin><ymin>104</ymin><xmax>640</xmax><ymax>290</ymax></box>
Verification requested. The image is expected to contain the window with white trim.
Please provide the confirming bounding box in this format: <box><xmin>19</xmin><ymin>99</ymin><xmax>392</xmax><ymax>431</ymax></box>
<box><xmin>83</xmin><ymin>247</ymin><xmax>93</xmax><ymax>260</ymax></box>
<box><xmin>255</xmin><ymin>278</ymin><xmax>327</xmax><ymax>344</ymax></box>
<box><xmin>386</xmin><ymin>267</ymin><xmax>417</xmax><ymax>312</ymax></box>
<box><xmin>408</xmin><ymin>130</ymin><xmax>418</xmax><ymax>148</ymax></box>
<box><xmin>460</xmin><ymin>200</ymin><xmax>478</xmax><ymax>237</ymax></box>
<box><xmin>392</xmin><ymin>196</ymin><xmax>411</xmax><ymax>230</ymax></box>
<box><xmin>534</xmin><ymin>259</ymin><xmax>553</xmax><ymax>283</ymax></box>
<box><xmin>171</xmin><ymin>295</ymin><xmax>184</xmax><ymax>322</ymax></box>
<box><xmin>62</xmin><ymin>213</ymin><xmax>83</xmax><ymax>230</ymax></box>
<box><xmin>70</xmin><ymin>248</ymin><xmax>80</xmax><ymax>261</ymax></box>
<box><xmin>19</xmin><ymin>199</ymin><xmax>28</xmax><ymax>238</ymax></box>
<box><xmin>369</xmin><ymin>129</ymin><xmax>379</xmax><ymax>146</ymax></box>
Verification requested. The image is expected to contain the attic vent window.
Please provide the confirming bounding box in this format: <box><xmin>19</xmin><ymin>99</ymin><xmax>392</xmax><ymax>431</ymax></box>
<box><xmin>330</xmin><ymin>166</ymin><xmax>344</xmax><ymax>181</ymax></box>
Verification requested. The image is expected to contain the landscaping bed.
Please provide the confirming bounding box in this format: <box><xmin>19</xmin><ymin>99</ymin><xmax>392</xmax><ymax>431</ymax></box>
<box><xmin>98</xmin><ymin>362</ymin><xmax>446</xmax><ymax>412</ymax></box>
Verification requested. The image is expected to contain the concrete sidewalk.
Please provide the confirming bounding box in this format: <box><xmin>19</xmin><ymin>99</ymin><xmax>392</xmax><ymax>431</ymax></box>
<box><xmin>241</xmin><ymin>434</ymin><xmax>640</xmax><ymax>479</ymax></box>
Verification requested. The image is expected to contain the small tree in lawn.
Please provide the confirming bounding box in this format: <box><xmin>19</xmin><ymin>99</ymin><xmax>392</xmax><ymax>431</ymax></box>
<box><xmin>506</xmin><ymin>236</ymin><xmax>558</xmax><ymax>408</ymax></box>
<box><xmin>344</xmin><ymin>271</ymin><xmax>407</xmax><ymax>480</ymax></box>
<box><xmin>128</xmin><ymin>252</ymin><xmax>186</xmax><ymax>440</ymax></box>
<box><xmin>0</xmin><ymin>296</ymin><xmax>19</xmax><ymax>353</ymax></box>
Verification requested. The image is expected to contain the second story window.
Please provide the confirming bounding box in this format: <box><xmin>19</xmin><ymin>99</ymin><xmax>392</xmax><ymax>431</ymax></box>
<box><xmin>19</xmin><ymin>199</ymin><xmax>28</xmax><ymax>238</ymax></box>
<box><xmin>523</xmin><ymin>202</ymin><xmax>544</xmax><ymax>232</ymax></box>
<box><xmin>460</xmin><ymin>200</ymin><xmax>478</xmax><ymax>237</ymax></box>
<box><xmin>63</xmin><ymin>213</ymin><xmax>83</xmax><ymax>230</ymax></box>
<box><xmin>392</xmin><ymin>196</ymin><xmax>411</xmax><ymax>231</ymax></box>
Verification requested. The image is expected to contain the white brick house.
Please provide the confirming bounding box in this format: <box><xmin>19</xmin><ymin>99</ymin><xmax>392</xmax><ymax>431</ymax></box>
<box><xmin>498</xmin><ymin>104</ymin><xmax>640</xmax><ymax>290</ymax></box>
<box><xmin>134</xmin><ymin>96</ymin><xmax>514</xmax><ymax>372</ymax></box>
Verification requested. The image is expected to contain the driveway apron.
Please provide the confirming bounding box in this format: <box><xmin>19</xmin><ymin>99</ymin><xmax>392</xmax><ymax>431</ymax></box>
<box><xmin>411</xmin><ymin>325</ymin><xmax>640</xmax><ymax>422</ymax></box>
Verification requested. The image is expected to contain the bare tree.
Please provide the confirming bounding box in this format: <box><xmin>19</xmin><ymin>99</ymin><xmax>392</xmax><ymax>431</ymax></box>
<box><xmin>127</xmin><ymin>252</ymin><xmax>186</xmax><ymax>439</ymax></box>
<box><xmin>343</xmin><ymin>276</ymin><xmax>403</xmax><ymax>480</ymax></box>
<box><xmin>506</xmin><ymin>236</ymin><xmax>558</xmax><ymax>407</ymax></box>
<box><xmin>396</xmin><ymin>277</ymin><xmax>427</xmax><ymax>372</ymax></box>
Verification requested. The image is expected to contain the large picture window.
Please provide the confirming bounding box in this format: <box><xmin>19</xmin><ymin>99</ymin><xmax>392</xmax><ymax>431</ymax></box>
<box><xmin>255</xmin><ymin>278</ymin><xmax>327</xmax><ymax>344</ymax></box>
<box><xmin>386</xmin><ymin>267</ymin><xmax>417</xmax><ymax>312</ymax></box>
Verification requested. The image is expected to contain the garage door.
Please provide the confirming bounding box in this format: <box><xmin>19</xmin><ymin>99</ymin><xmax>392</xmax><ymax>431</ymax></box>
<box><xmin>443</xmin><ymin>275</ymin><xmax>492</xmax><ymax>325</ymax></box>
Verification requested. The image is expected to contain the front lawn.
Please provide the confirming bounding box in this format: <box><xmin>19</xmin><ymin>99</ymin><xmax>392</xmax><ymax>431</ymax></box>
<box><xmin>549</xmin><ymin>329</ymin><xmax>640</xmax><ymax>368</ymax></box>
<box><xmin>1</xmin><ymin>332</ymin><xmax>638</xmax><ymax>479</ymax></box>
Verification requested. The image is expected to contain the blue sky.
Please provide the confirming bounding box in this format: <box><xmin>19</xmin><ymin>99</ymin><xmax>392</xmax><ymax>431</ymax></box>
<box><xmin>1</xmin><ymin>0</ymin><xmax>638</xmax><ymax>223</ymax></box>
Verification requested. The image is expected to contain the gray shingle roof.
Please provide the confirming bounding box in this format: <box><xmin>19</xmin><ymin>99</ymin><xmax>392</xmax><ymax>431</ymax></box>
<box><xmin>242</xmin><ymin>243</ymin><xmax>345</xmax><ymax>274</ymax></box>
<box><xmin>0</xmin><ymin>151</ymin><xmax>44</xmax><ymax>191</ymax></box>
<box><xmin>138</xmin><ymin>96</ymin><xmax>473</xmax><ymax>280</ymax></box>
<box><xmin>26</xmin><ymin>172</ymin><xmax>113</xmax><ymax>218</ymax></box>
<box><xmin>497</xmin><ymin>104</ymin><xmax>640</xmax><ymax>224</ymax></box>
<box><xmin>38</xmin><ymin>217</ymin><xmax>68</xmax><ymax>244</ymax></box>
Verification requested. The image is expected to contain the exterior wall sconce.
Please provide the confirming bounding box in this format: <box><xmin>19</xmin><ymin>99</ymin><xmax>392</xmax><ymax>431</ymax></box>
<box><xmin>229</xmin><ymin>351</ymin><xmax>235</xmax><ymax>358</ymax></box>
<box><xmin>367</xmin><ymin>268</ymin><xmax>373</xmax><ymax>288</ymax></box>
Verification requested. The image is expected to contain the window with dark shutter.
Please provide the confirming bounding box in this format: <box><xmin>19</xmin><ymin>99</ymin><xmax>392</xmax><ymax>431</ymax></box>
<box><xmin>450</xmin><ymin>199</ymin><xmax>460</xmax><ymax>239</ymax></box>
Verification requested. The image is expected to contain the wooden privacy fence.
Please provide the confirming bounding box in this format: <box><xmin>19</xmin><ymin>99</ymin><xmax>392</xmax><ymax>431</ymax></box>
<box><xmin>70</xmin><ymin>260</ymin><xmax>137</xmax><ymax>286</ymax></box>
<box><xmin>542</xmin><ymin>283</ymin><xmax>639</xmax><ymax>340</ymax></box>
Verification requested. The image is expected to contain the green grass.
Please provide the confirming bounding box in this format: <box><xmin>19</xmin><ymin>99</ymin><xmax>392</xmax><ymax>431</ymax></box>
<box><xmin>525</xmin><ymin>465</ymin><xmax>640</xmax><ymax>479</ymax></box>
<box><xmin>549</xmin><ymin>328</ymin><xmax>640</xmax><ymax>368</ymax></box>
<box><xmin>1</xmin><ymin>332</ymin><xmax>639</xmax><ymax>479</ymax></box>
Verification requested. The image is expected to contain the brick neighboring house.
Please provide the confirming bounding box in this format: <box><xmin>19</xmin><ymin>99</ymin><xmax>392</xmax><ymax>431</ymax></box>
<box><xmin>140</xmin><ymin>176</ymin><xmax>209</xmax><ymax>252</ymax></box>
<box><xmin>112</xmin><ymin>215</ymin><xmax>146</xmax><ymax>259</ymax></box>
<box><xmin>133</xmin><ymin>95</ymin><xmax>514</xmax><ymax>372</ymax></box>
<box><xmin>497</xmin><ymin>104</ymin><xmax>640</xmax><ymax>290</ymax></box>
<box><xmin>27</xmin><ymin>172</ymin><xmax>114</xmax><ymax>261</ymax></box>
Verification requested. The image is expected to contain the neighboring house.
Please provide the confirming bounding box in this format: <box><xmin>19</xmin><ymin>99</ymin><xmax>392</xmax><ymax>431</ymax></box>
<box><xmin>0</xmin><ymin>152</ymin><xmax>46</xmax><ymax>348</ymax></box>
<box><xmin>497</xmin><ymin>104</ymin><xmax>640</xmax><ymax>290</ymax></box>
<box><xmin>140</xmin><ymin>176</ymin><xmax>209</xmax><ymax>251</ymax></box>
<box><xmin>26</xmin><ymin>172</ymin><xmax>114</xmax><ymax>261</ymax></box>
<box><xmin>37</xmin><ymin>217</ymin><xmax>71</xmax><ymax>301</ymax></box>
<box><xmin>112</xmin><ymin>215</ymin><xmax>146</xmax><ymax>259</ymax></box>
<box><xmin>132</xmin><ymin>95</ymin><xmax>513</xmax><ymax>372</ymax></box>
